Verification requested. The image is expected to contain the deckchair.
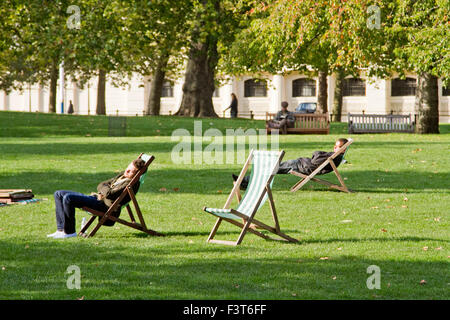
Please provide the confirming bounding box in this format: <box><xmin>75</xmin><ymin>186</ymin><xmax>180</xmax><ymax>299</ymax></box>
<box><xmin>79</xmin><ymin>153</ymin><xmax>164</xmax><ymax>238</ymax></box>
<box><xmin>290</xmin><ymin>138</ymin><xmax>354</xmax><ymax>193</ymax></box>
<box><xmin>203</xmin><ymin>150</ymin><xmax>298</xmax><ymax>246</ymax></box>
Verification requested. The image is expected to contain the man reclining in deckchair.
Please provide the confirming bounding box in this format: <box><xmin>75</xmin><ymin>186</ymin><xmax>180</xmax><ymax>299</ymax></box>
<box><xmin>233</xmin><ymin>138</ymin><xmax>348</xmax><ymax>190</ymax></box>
<box><xmin>47</xmin><ymin>158</ymin><xmax>145</xmax><ymax>239</ymax></box>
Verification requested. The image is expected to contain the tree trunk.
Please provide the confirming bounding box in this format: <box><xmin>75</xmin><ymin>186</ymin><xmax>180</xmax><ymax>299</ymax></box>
<box><xmin>176</xmin><ymin>1</ymin><xmax>219</xmax><ymax>118</ymax></box>
<box><xmin>96</xmin><ymin>69</ymin><xmax>106</xmax><ymax>115</ymax></box>
<box><xmin>176</xmin><ymin>41</ymin><xmax>218</xmax><ymax>118</ymax></box>
<box><xmin>415</xmin><ymin>73</ymin><xmax>439</xmax><ymax>134</ymax></box>
<box><xmin>317</xmin><ymin>69</ymin><xmax>328</xmax><ymax>114</ymax></box>
<box><xmin>332</xmin><ymin>69</ymin><xmax>344</xmax><ymax>122</ymax></box>
<box><xmin>146</xmin><ymin>56</ymin><xmax>168</xmax><ymax>115</ymax></box>
<box><xmin>48</xmin><ymin>62</ymin><xmax>58</xmax><ymax>113</ymax></box>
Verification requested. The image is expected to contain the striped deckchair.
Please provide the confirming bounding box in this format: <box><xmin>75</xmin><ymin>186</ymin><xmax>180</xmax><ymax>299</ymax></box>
<box><xmin>79</xmin><ymin>153</ymin><xmax>164</xmax><ymax>238</ymax></box>
<box><xmin>203</xmin><ymin>150</ymin><xmax>298</xmax><ymax>246</ymax></box>
<box><xmin>290</xmin><ymin>138</ymin><xmax>354</xmax><ymax>193</ymax></box>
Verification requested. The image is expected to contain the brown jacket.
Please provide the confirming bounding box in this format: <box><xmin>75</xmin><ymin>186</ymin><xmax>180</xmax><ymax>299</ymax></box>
<box><xmin>97</xmin><ymin>172</ymin><xmax>141</xmax><ymax>209</ymax></box>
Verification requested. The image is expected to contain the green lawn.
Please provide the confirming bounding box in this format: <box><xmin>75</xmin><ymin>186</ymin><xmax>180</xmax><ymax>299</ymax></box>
<box><xmin>0</xmin><ymin>111</ymin><xmax>448</xmax><ymax>300</ymax></box>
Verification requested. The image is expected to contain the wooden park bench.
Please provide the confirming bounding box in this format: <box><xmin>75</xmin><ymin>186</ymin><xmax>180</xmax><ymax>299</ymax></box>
<box><xmin>348</xmin><ymin>113</ymin><xmax>415</xmax><ymax>134</ymax></box>
<box><xmin>266</xmin><ymin>112</ymin><xmax>330</xmax><ymax>134</ymax></box>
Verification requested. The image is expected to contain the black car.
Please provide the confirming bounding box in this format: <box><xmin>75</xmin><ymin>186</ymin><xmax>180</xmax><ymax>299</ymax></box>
<box><xmin>295</xmin><ymin>102</ymin><xmax>317</xmax><ymax>114</ymax></box>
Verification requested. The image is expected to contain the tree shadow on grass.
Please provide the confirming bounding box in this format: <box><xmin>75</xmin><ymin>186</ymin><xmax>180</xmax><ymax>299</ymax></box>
<box><xmin>2</xmin><ymin>167</ymin><xmax>448</xmax><ymax>197</ymax></box>
<box><xmin>279</xmin><ymin>169</ymin><xmax>450</xmax><ymax>194</ymax></box>
<box><xmin>0</xmin><ymin>239</ymin><xmax>447</xmax><ymax>299</ymax></box>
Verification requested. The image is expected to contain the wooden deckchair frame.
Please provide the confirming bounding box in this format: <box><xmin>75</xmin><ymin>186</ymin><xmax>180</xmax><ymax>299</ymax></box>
<box><xmin>79</xmin><ymin>153</ymin><xmax>164</xmax><ymax>238</ymax></box>
<box><xmin>203</xmin><ymin>150</ymin><xmax>298</xmax><ymax>246</ymax></box>
<box><xmin>290</xmin><ymin>138</ymin><xmax>354</xmax><ymax>193</ymax></box>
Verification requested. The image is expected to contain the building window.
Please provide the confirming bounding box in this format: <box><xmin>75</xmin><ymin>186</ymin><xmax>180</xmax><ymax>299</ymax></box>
<box><xmin>391</xmin><ymin>77</ymin><xmax>416</xmax><ymax>96</ymax></box>
<box><xmin>244</xmin><ymin>79</ymin><xmax>267</xmax><ymax>97</ymax></box>
<box><xmin>161</xmin><ymin>81</ymin><xmax>174</xmax><ymax>97</ymax></box>
<box><xmin>443</xmin><ymin>85</ymin><xmax>450</xmax><ymax>96</ymax></box>
<box><xmin>292</xmin><ymin>78</ymin><xmax>316</xmax><ymax>97</ymax></box>
<box><xmin>343</xmin><ymin>78</ymin><xmax>366</xmax><ymax>96</ymax></box>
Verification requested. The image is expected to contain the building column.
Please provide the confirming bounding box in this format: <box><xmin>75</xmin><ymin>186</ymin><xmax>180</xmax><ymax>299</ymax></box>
<box><xmin>270</xmin><ymin>74</ymin><xmax>284</xmax><ymax>113</ymax></box>
<box><xmin>327</xmin><ymin>75</ymin><xmax>334</xmax><ymax>114</ymax></box>
<box><xmin>2</xmin><ymin>91</ymin><xmax>9</xmax><ymax>111</ymax></box>
<box><xmin>221</xmin><ymin>78</ymin><xmax>234</xmax><ymax>117</ymax></box>
<box><xmin>72</xmin><ymin>81</ymin><xmax>79</xmax><ymax>114</ymax></box>
<box><xmin>366</xmin><ymin>77</ymin><xmax>388</xmax><ymax>114</ymax></box>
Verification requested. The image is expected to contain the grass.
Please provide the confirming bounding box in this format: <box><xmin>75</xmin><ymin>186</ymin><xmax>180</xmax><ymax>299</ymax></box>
<box><xmin>0</xmin><ymin>111</ymin><xmax>449</xmax><ymax>300</ymax></box>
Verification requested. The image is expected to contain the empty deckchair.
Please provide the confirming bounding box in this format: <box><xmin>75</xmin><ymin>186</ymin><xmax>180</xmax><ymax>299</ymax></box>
<box><xmin>290</xmin><ymin>138</ymin><xmax>354</xmax><ymax>193</ymax></box>
<box><xmin>203</xmin><ymin>150</ymin><xmax>298</xmax><ymax>246</ymax></box>
<box><xmin>79</xmin><ymin>153</ymin><xmax>164</xmax><ymax>238</ymax></box>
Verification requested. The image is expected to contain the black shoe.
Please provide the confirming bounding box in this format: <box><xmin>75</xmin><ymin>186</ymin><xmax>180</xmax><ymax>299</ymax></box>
<box><xmin>232</xmin><ymin>174</ymin><xmax>248</xmax><ymax>190</ymax></box>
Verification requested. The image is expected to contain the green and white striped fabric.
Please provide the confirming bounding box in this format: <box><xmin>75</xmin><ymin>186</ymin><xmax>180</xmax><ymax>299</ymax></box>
<box><xmin>204</xmin><ymin>150</ymin><xmax>281</xmax><ymax>220</ymax></box>
<box><xmin>340</xmin><ymin>141</ymin><xmax>352</xmax><ymax>164</ymax></box>
<box><xmin>139</xmin><ymin>154</ymin><xmax>152</xmax><ymax>184</ymax></box>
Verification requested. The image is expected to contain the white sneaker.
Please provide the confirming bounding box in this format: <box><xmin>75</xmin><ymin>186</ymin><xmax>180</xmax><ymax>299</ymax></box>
<box><xmin>52</xmin><ymin>232</ymin><xmax>78</xmax><ymax>239</ymax></box>
<box><xmin>47</xmin><ymin>230</ymin><xmax>65</xmax><ymax>238</ymax></box>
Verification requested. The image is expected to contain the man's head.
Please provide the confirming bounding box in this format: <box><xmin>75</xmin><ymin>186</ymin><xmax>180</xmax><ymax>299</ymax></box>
<box><xmin>124</xmin><ymin>158</ymin><xmax>146</xmax><ymax>179</ymax></box>
<box><xmin>334</xmin><ymin>138</ymin><xmax>348</xmax><ymax>153</ymax></box>
<box><xmin>281</xmin><ymin>101</ymin><xmax>288</xmax><ymax>110</ymax></box>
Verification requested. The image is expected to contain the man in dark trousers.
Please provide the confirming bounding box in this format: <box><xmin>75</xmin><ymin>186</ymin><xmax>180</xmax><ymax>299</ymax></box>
<box><xmin>233</xmin><ymin>138</ymin><xmax>348</xmax><ymax>189</ymax></box>
<box><xmin>266</xmin><ymin>101</ymin><xmax>295</xmax><ymax>134</ymax></box>
<box><xmin>47</xmin><ymin>158</ymin><xmax>145</xmax><ymax>239</ymax></box>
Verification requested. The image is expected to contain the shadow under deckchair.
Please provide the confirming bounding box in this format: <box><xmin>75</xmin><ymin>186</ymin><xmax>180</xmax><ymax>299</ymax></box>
<box><xmin>203</xmin><ymin>149</ymin><xmax>299</xmax><ymax>246</ymax></box>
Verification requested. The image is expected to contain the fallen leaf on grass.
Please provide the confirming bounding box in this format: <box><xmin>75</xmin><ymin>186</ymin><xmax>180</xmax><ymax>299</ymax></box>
<box><xmin>412</xmin><ymin>148</ymin><xmax>422</xmax><ymax>153</ymax></box>
<box><xmin>381</xmin><ymin>228</ymin><xmax>387</xmax><ymax>232</ymax></box>
<box><xmin>371</xmin><ymin>206</ymin><xmax>379</xmax><ymax>209</ymax></box>
<box><xmin>319</xmin><ymin>257</ymin><xmax>329</xmax><ymax>260</ymax></box>
<box><xmin>77</xmin><ymin>296</ymin><xmax>85</xmax><ymax>300</ymax></box>
<box><xmin>401</xmin><ymin>205</ymin><xmax>408</xmax><ymax>208</ymax></box>
<box><xmin>403</xmin><ymin>197</ymin><xmax>408</xmax><ymax>201</ymax></box>
<box><xmin>332</xmin><ymin>276</ymin><xmax>337</xmax><ymax>280</ymax></box>
<box><xmin>173</xmin><ymin>188</ymin><xmax>179</xmax><ymax>192</ymax></box>
<box><xmin>423</xmin><ymin>246</ymin><xmax>429</xmax><ymax>251</ymax></box>
<box><xmin>434</xmin><ymin>217</ymin><xmax>441</xmax><ymax>222</ymax></box>
<box><xmin>159</xmin><ymin>188</ymin><xmax>167</xmax><ymax>192</ymax></box>
<box><xmin>340</xmin><ymin>220</ymin><xmax>353</xmax><ymax>223</ymax></box>
<box><xmin>419</xmin><ymin>280</ymin><xmax>427</xmax><ymax>285</ymax></box>
<box><xmin>435</xmin><ymin>247</ymin><xmax>442</xmax><ymax>251</ymax></box>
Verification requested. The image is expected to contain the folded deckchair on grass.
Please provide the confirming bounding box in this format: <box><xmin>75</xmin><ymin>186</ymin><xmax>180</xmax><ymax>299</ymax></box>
<box><xmin>203</xmin><ymin>150</ymin><xmax>298</xmax><ymax>246</ymax></box>
<box><xmin>290</xmin><ymin>138</ymin><xmax>354</xmax><ymax>193</ymax></box>
<box><xmin>79</xmin><ymin>153</ymin><xmax>164</xmax><ymax>238</ymax></box>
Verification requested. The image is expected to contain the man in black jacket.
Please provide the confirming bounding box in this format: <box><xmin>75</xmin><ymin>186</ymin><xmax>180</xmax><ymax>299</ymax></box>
<box><xmin>233</xmin><ymin>138</ymin><xmax>348</xmax><ymax>189</ymax></box>
<box><xmin>47</xmin><ymin>159</ymin><xmax>145</xmax><ymax>239</ymax></box>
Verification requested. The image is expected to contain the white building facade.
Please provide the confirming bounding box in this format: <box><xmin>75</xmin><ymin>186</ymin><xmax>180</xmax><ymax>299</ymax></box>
<box><xmin>1</xmin><ymin>72</ymin><xmax>449</xmax><ymax>123</ymax></box>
